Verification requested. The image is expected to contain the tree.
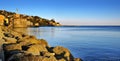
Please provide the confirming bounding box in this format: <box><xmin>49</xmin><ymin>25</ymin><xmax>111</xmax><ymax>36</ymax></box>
<box><xmin>50</xmin><ymin>19</ymin><xmax>55</xmax><ymax>22</ymax></box>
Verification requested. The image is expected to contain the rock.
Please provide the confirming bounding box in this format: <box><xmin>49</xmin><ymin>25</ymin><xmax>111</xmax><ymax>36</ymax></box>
<box><xmin>0</xmin><ymin>26</ymin><xmax>4</xmax><ymax>39</ymax></box>
<box><xmin>18</xmin><ymin>41</ymin><xmax>31</xmax><ymax>46</ymax></box>
<box><xmin>0</xmin><ymin>34</ymin><xmax>3</xmax><ymax>39</ymax></box>
<box><xmin>3</xmin><ymin>44</ymin><xmax>22</xmax><ymax>51</ymax></box>
<box><xmin>74</xmin><ymin>58</ymin><xmax>83</xmax><ymax>61</ymax></box>
<box><xmin>38</xmin><ymin>39</ymin><xmax>49</xmax><ymax>47</ymax></box>
<box><xmin>9</xmin><ymin>54</ymin><xmax>58</xmax><ymax>61</ymax></box>
<box><xmin>21</xmin><ymin>34</ymin><xmax>30</xmax><ymax>39</ymax></box>
<box><xmin>58</xmin><ymin>58</ymin><xmax>66</xmax><ymax>61</ymax></box>
<box><xmin>0</xmin><ymin>15</ymin><xmax>5</xmax><ymax>25</ymax></box>
<box><xmin>20</xmin><ymin>55</ymin><xmax>43</xmax><ymax>61</ymax></box>
<box><xmin>7</xmin><ymin>53</ymin><xmax>23</xmax><ymax>61</ymax></box>
<box><xmin>13</xmin><ymin>18</ymin><xmax>28</xmax><ymax>27</ymax></box>
<box><xmin>1</xmin><ymin>26</ymin><xmax>8</xmax><ymax>32</ymax></box>
<box><xmin>25</xmin><ymin>36</ymin><xmax>40</xmax><ymax>44</ymax></box>
<box><xmin>26</xmin><ymin>44</ymin><xmax>48</xmax><ymax>55</ymax></box>
<box><xmin>8</xmin><ymin>53</ymin><xmax>57</xmax><ymax>61</ymax></box>
<box><xmin>40</xmin><ymin>51</ymin><xmax>55</xmax><ymax>57</ymax></box>
<box><xmin>18</xmin><ymin>35</ymin><xmax>40</xmax><ymax>45</ymax></box>
<box><xmin>10</xmin><ymin>31</ymin><xmax>23</xmax><ymax>40</ymax></box>
<box><xmin>53</xmin><ymin>46</ymin><xmax>73</xmax><ymax>61</ymax></box>
<box><xmin>42</xmin><ymin>56</ymin><xmax>57</xmax><ymax>61</ymax></box>
<box><xmin>4</xmin><ymin>50</ymin><xmax>23</xmax><ymax>61</ymax></box>
<box><xmin>3</xmin><ymin>32</ymin><xmax>14</xmax><ymax>38</ymax></box>
<box><xmin>8</xmin><ymin>53</ymin><xmax>43</xmax><ymax>61</ymax></box>
<box><xmin>18</xmin><ymin>36</ymin><xmax>48</xmax><ymax>47</ymax></box>
<box><xmin>17</xmin><ymin>35</ymin><xmax>31</xmax><ymax>45</ymax></box>
<box><xmin>35</xmin><ymin>23</ymin><xmax>39</xmax><ymax>26</ymax></box>
<box><xmin>0</xmin><ymin>39</ymin><xmax>5</xmax><ymax>45</ymax></box>
<box><xmin>3</xmin><ymin>37</ymin><xmax>17</xmax><ymax>44</ymax></box>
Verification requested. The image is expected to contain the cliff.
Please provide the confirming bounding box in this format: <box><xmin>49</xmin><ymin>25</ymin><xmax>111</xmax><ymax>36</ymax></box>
<box><xmin>0</xmin><ymin>10</ymin><xmax>61</xmax><ymax>27</ymax></box>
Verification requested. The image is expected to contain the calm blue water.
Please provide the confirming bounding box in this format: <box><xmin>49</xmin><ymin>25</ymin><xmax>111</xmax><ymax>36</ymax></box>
<box><xmin>27</xmin><ymin>26</ymin><xmax>120</xmax><ymax>61</ymax></box>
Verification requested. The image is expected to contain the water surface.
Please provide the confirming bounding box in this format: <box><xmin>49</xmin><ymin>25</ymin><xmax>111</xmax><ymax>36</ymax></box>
<box><xmin>27</xmin><ymin>26</ymin><xmax>120</xmax><ymax>61</ymax></box>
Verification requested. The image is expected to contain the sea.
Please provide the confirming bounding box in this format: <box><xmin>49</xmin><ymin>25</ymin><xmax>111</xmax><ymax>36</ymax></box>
<box><xmin>26</xmin><ymin>26</ymin><xmax>120</xmax><ymax>61</ymax></box>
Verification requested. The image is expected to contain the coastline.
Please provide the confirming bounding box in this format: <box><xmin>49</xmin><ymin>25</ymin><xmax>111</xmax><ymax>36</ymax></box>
<box><xmin>0</xmin><ymin>26</ymin><xmax>82</xmax><ymax>61</ymax></box>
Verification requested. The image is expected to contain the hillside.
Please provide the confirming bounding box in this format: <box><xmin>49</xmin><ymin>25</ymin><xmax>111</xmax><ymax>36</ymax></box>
<box><xmin>0</xmin><ymin>10</ymin><xmax>61</xmax><ymax>27</ymax></box>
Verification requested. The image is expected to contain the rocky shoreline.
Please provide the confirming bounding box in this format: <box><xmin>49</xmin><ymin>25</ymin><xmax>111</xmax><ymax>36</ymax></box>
<box><xmin>0</xmin><ymin>26</ymin><xmax>82</xmax><ymax>61</ymax></box>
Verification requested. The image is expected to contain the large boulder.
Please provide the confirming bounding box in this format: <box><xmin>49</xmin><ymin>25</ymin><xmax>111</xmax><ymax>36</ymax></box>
<box><xmin>74</xmin><ymin>58</ymin><xmax>82</xmax><ymax>61</ymax></box>
<box><xmin>3</xmin><ymin>37</ymin><xmax>17</xmax><ymax>44</ymax></box>
<box><xmin>40</xmin><ymin>51</ymin><xmax>55</xmax><ymax>57</ymax></box>
<box><xmin>0</xmin><ymin>39</ymin><xmax>5</xmax><ymax>45</ymax></box>
<box><xmin>38</xmin><ymin>39</ymin><xmax>48</xmax><ymax>47</ymax></box>
<box><xmin>18</xmin><ymin>36</ymin><xmax>40</xmax><ymax>45</ymax></box>
<box><xmin>18</xmin><ymin>41</ymin><xmax>31</xmax><ymax>47</ymax></box>
<box><xmin>58</xmin><ymin>58</ymin><xmax>66</xmax><ymax>61</ymax></box>
<box><xmin>3</xmin><ymin>32</ymin><xmax>14</xmax><ymax>38</ymax></box>
<box><xmin>3</xmin><ymin>44</ymin><xmax>22</xmax><ymax>51</ymax></box>
<box><xmin>4</xmin><ymin>50</ymin><xmax>23</xmax><ymax>61</ymax></box>
<box><xmin>42</xmin><ymin>56</ymin><xmax>57</xmax><ymax>61</ymax></box>
<box><xmin>53</xmin><ymin>46</ymin><xmax>73</xmax><ymax>61</ymax></box>
<box><xmin>18</xmin><ymin>36</ymin><xmax>48</xmax><ymax>47</ymax></box>
<box><xmin>26</xmin><ymin>44</ymin><xmax>48</xmax><ymax>55</ymax></box>
<box><xmin>8</xmin><ymin>53</ymin><xmax>43</xmax><ymax>61</ymax></box>
<box><xmin>10</xmin><ymin>31</ymin><xmax>23</xmax><ymax>40</ymax></box>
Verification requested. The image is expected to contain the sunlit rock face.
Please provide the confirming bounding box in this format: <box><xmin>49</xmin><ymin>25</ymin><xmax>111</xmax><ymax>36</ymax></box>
<box><xmin>13</xmin><ymin>18</ymin><xmax>28</xmax><ymax>27</ymax></box>
<box><xmin>13</xmin><ymin>14</ymin><xmax>27</xmax><ymax>27</ymax></box>
<box><xmin>26</xmin><ymin>44</ymin><xmax>48</xmax><ymax>55</ymax></box>
<box><xmin>0</xmin><ymin>26</ymin><xmax>4</xmax><ymax>39</ymax></box>
<box><xmin>3</xmin><ymin>37</ymin><xmax>17</xmax><ymax>44</ymax></box>
<box><xmin>53</xmin><ymin>46</ymin><xmax>74</xmax><ymax>61</ymax></box>
<box><xmin>0</xmin><ymin>15</ymin><xmax>5</xmax><ymax>26</ymax></box>
<box><xmin>3</xmin><ymin>44</ymin><xmax>22</xmax><ymax>51</ymax></box>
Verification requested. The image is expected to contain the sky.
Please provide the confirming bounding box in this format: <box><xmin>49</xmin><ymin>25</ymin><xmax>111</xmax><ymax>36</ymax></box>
<box><xmin>0</xmin><ymin>0</ymin><xmax>120</xmax><ymax>25</ymax></box>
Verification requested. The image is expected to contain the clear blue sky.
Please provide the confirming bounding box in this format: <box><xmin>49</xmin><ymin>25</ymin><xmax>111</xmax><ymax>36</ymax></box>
<box><xmin>0</xmin><ymin>0</ymin><xmax>120</xmax><ymax>25</ymax></box>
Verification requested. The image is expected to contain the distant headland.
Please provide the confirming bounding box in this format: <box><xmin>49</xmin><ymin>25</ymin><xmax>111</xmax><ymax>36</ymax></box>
<box><xmin>0</xmin><ymin>10</ymin><xmax>61</xmax><ymax>28</ymax></box>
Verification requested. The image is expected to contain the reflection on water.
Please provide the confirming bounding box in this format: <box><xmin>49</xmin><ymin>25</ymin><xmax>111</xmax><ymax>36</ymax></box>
<box><xmin>28</xmin><ymin>27</ymin><xmax>56</xmax><ymax>37</ymax></box>
<box><xmin>22</xmin><ymin>26</ymin><xmax>120</xmax><ymax>61</ymax></box>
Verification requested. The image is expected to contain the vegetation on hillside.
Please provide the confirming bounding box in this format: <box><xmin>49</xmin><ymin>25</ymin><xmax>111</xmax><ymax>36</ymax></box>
<box><xmin>0</xmin><ymin>10</ymin><xmax>61</xmax><ymax>27</ymax></box>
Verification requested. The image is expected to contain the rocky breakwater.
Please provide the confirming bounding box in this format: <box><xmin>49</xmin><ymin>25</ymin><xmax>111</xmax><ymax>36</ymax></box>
<box><xmin>0</xmin><ymin>26</ymin><xmax>82</xmax><ymax>61</ymax></box>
